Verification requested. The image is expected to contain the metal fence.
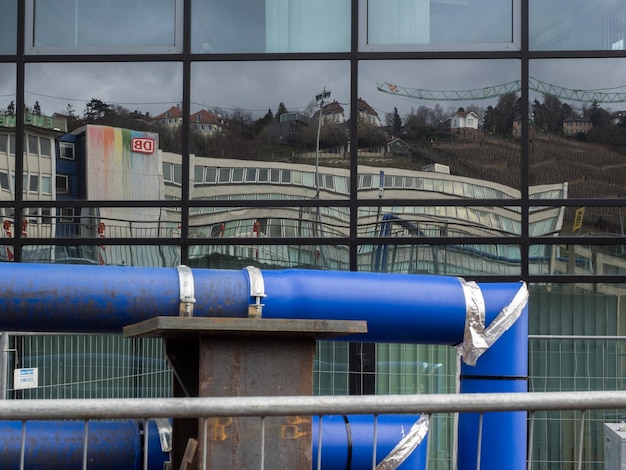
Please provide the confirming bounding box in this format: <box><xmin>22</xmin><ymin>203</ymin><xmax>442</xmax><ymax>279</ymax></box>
<box><xmin>1</xmin><ymin>391</ymin><xmax>626</xmax><ymax>469</ymax></box>
<box><xmin>6</xmin><ymin>334</ymin><xmax>626</xmax><ymax>468</ymax></box>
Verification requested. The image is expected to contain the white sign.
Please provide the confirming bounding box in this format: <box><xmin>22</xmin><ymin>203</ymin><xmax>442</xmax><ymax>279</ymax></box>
<box><xmin>14</xmin><ymin>368</ymin><xmax>38</xmax><ymax>390</ymax></box>
<box><xmin>131</xmin><ymin>137</ymin><xmax>155</xmax><ymax>154</ymax></box>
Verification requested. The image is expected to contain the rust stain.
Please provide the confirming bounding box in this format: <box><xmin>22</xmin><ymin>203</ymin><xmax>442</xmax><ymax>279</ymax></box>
<box><xmin>280</xmin><ymin>416</ymin><xmax>310</xmax><ymax>440</ymax></box>
<box><xmin>205</xmin><ymin>417</ymin><xmax>233</xmax><ymax>441</ymax></box>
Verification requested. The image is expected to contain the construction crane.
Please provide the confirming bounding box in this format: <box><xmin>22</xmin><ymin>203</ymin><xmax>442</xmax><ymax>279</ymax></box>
<box><xmin>378</xmin><ymin>77</ymin><xmax>626</xmax><ymax>103</ymax></box>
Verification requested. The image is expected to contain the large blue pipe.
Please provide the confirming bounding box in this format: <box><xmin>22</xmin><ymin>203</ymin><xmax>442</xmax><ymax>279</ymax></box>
<box><xmin>458</xmin><ymin>283</ymin><xmax>528</xmax><ymax>470</ymax></box>
<box><xmin>1</xmin><ymin>264</ymin><xmax>483</xmax><ymax>345</ymax></box>
<box><xmin>0</xmin><ymin>420</ymin><xmax>146</xmax><ymax>470</ymax></box>
<box><xmin>0</xmin><ymin>416</ymin><xmax>426</xmax><ymax>470</ymax></box>
<box><xmin>0</xmin><ymin>264</ymin><xmax>527</xmax><ymax>469</ymax></box>
<box><xmin>312</xmin><ymin>415</ymin><xmax>428</xmax><ymax>469</ymax></box>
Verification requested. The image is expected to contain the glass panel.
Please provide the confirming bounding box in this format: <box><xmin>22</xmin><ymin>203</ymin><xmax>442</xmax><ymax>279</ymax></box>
<box><xmin>531</xmin><ymin>242</ymin><xmax>626</xmax><ymax>277</ymax></box>
<box><xmin>20</xmin><ymin>205</ymin><xmax>180</xmax><ymax>241</ymax></box>
<box><xmin>25</xmin><ymin>62</ymin><xmax>182</xmax><ymax>201</ymax></box>
<box><xmin>358</xmin><ymin>60</ymin><xmax>521</xmax><ymax>199</ymax></box>
<box><xmin>19</xmin><ymin>244</ymin><xmax>181</xmax><ymax>267</ymax></box>
<box><xmin>0</xmin><ymin>63</ymin><xmax>16</xmax><ymax>202</ymax></box>
<box><xmin>357</xmin><ymin>242</ymin><xmax>521</xmax><ymax>275</ymax></box>
<box><xmin>190</xmin><ymin>61</ymin><xmax>350</xmax><ymax>201</ymax></box>
<box><xmin>0</xmin><ymin>0</ymin><xmax>17</xmax><ymax>54</ymax></box>
<box><xmin>28</xmin><ymin>0</ymin><xmax>181</xmax><ymax>54</ymax></box>
<box><xmin>189</xmin><ymin>205</ymin><xmax>350</xmax><ymax>239</ymax></box>
<box><xmin>191</xmin><ymin>0</ymin><xmax>350</xmax><ymax>53</ymax></box>
<box><xmin>530</xmin><ymin>59</ymin><xmax>626</xmax><ymax>199</ymax></box>
<box><xmin>358</xmin><ymin>205</ymin><xmax>522</xmax><ymax>238</ymax></box>
<box><xmin>189</xmin><ymin>243</ymin><xmax>350</xmax><ymax>271</ymax></box>
<box><xmin>530</xmin><ymin>0</ymin><xmax>626</xmax><ymax>51</ymax></box>
<box><xmin>364</xmin><ymin>0</ymin><xmax>516</xmax><ymax>50</ymax></box>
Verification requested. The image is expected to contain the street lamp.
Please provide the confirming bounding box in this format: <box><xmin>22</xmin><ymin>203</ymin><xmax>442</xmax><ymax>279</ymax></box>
<box><xmin>314</xmin><ymin>88</ymin><xmax>331</xmax><ymax>199</ymax></box>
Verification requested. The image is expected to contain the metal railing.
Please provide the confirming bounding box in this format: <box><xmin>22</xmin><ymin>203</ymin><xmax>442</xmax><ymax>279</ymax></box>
<box><xmin>2</xmin><ymin>390</ymin><xmax>626</xmax><ymax>469</ymax></box>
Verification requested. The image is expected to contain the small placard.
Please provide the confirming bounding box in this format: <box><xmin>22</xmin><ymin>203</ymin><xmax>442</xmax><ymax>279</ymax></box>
<box><xmin>14</xmin><ymin>368</ymin><xmax>38</xmax><ymax>390</ymax></box>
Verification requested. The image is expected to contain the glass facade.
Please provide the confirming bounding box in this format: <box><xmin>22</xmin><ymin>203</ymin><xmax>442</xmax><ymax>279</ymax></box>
<box><xmin>4</xmin><ymin>1</ymin><xmax>626</xmax><ymax>468</ymax></box>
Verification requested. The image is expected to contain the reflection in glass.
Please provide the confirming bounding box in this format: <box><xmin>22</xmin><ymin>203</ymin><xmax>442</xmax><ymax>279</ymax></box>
<box><xmin>190</xmin><ymin>61</ymin><xmax>350</xmax><ymax>200</ymax></box>
<box><xmin>358</xmin><ymin>60</ymin><xmax>521</xmax><ymax>200</ymax></box>
<box><xmin>191</xmin><ymin>0</ymin><xmax>350</xmax><ymax>53</ymax></box>
<box><xmin>531</xmin><ymin>243</ymin><xmax>626</xmax><ymax>277</ymax></box>
<box><xmin>0</xmin><ymin>65</ymin><xmax>16</xmax><ymax>202</ymax></box>
<box><xmin>530</xmin><ymin>0</ymin><xmax>626</xmax><ymax>51</ymax></box>
<box><xmin>24</xmin><ymin>63</ymin><xmax>182</xmax><ymax>203</ymax></box>
<box><xmin>0</xmin><ymin>0</ymin><xmax>17</xmax><ymax>54</ymax></box>
<box><xmin>530</xmin><ymin>59</ymin><xmax>626</xmax><ymax>199</ymax></box>
<box><xmin>29</xmin><ymin>0</ymin><xmax>180</xmax><ymax>53</ymax></box>
<box><xmin>188</xmin><ymin>244</ymin><xmax>349</xmax><ymax>271</ymax></box>
<box><xmin>19</xmin><ymin>206</ymin><xmax>180</xmax><ymax>240</ymax></box>
<box><xmin>19</xmin><ymin>244</ymin><xmax>180</xmax><ymax>267</ymax></box>
<box><xmin>358</xmin><ymin>242</ymin><xmax>521</xmax><ymax>276</ymax></box>
<box><xmin>536</xmin><ymin>205</ymin><xmax>626</xmax><ymax>238</ymax></box>
<box><xmin>366</xmin><ymin>0</ymin><xmax>514</xmax><ymax>47</ymax></box>
<box><xmin>191</xmin><ymin>157</ymin><xmax>350</xmax><ymax>201</ymax></box>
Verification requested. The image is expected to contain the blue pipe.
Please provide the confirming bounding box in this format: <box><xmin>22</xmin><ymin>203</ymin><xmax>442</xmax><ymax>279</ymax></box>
<box><xmin>312</xmin><ymin>415</ymin><xmax>428</xmax><ymax>469</ymax></box>
<box><xmin>458</xmin><ymin>284</ymin><xmax>528</xmax><ymax>470</ymax></box>
<box><xmin>0</xmin><ymin>264</ymin><xmax>473</xmax><ymax>344</ymax></box>
<box><xmin>0</xmin><ymin>417</ymin><xmax>426</xmax><ymax>470</ymax></box>
<box><xmin>0</xmin><ymin>263</ymin><xmax>527</xmax><ymax>469</ymax></box>
<box><xmin>0</xmin><ymin>420</ymin><xmax>146</xmax><ymax>470</ymax></box>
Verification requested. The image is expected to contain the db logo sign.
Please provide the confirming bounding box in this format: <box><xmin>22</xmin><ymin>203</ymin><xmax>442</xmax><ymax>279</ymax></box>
<box><xmin>131</xmin><ymin>138</ymin><xmax>155</xmax><ymax>154</ymax></box>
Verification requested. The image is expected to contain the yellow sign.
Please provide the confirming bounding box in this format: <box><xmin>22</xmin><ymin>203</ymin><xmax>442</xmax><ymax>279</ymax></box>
<box><xmin>573</xmin><ymin>207</ymin><xmax>585</xmax><ymax>231</ymax></box>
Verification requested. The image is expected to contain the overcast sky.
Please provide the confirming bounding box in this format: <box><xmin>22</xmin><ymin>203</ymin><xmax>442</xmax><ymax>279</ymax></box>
<box><xmin>2</xmin><ymin>58</ymin><xmax>626</xmax><ymax>123</ymax></box>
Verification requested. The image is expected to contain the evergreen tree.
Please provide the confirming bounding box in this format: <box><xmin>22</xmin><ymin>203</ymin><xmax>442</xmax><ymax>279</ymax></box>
<box><xmin>391</xmin><ymin>107</ymin><xmax>402</xmax><ymax>137</ymax></box>
<box><xmin>276</xmin><ymin>102</ymin><xmax>288</xmax><ymax>120</ymax></box>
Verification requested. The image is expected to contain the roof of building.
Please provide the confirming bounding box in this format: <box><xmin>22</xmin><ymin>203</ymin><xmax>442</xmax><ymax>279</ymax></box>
<box><xmin>190</xmin><ymin>109</ymin><xmax>223</xmax><ymax>125</ymax></box>
<box><xmin>152</xmin><ymin>106</ymin><xmax>183</xmax><ymax>121</ymax></box>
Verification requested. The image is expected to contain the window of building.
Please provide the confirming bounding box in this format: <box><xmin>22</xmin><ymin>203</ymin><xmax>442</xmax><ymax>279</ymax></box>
<box><xmin>258</xmin><ymin>168</ymin><xmax>269</xmax><ymax>183</ymax></box>
<box><xmin>530</xmin><ymin>1</ymin><xmax>626</xmax><ymax>50</ymax></box>
<box><xmin>270</xmin><ymin>169</ymin><xmax>280</xmax><ymax>183</ymax></box>
<box><xmin>40</xmin><ymin>137</ymin><xmax>51</xmax><ymax>157</ymax></box>
<box><xmin>41</xmin><ymin>175</ymin><xmax>51</xmax><ymax>194</ymax></box>
<box><xmin>162</xmin><ymin>162</ymin><xmax>172</xmax><ymax>183</ymax></box>
<box><xmin>59</xmin><ymin>142</ymin><xmax>75</xmax><ymax>160</ymax></box>
<box><xmin>325</xmin><ymin>174</ymin><xmax>334</xmax><ymax>191</ymax></box>
<box><xmin>173</xmin><ymin>164</ymin><xmax>182</xmax><ymax>185</ymax></box>
<box><xmin>191</xmin><ymin>0</ymin><xmax>350</xmax><ymax>53</ymax></box>
<box><xmin>59</xmin><ymin>207</ymin><xmax>75</xmax><ymax>222</ymax></box>
<box><xmin>27</xmin><ymin>134</ymin><xmax>38</xmax><ymax>154</ymax></box>
<box><xmin>194</xmin><ymin>166</ymin><xmax>204</xmax><ymax>183</ymax></box>
<box><xmin>26</xmin><ymin>0</ymin><xmax>183</xmax><ymax>54</ymax></box>
<box><xmin>232</xmin><ymin>168</ymin><xmax>244</xmax><ymax>183</ymax></box>
<box><xmin>281</xmin><ymin>170</ymin><xmax>291</xmax><ymax>184</ymax></box>
<box><xmin>205</xmin><ymin>167</ymin><xmax>217</xmax><ymax>184</ymax></box>
<box><xmin>244</xmin><ymin>168</ymin><xmax>256</xmax><ymax>183</ymax></box>
<box><xmin>29</xmin><ymin>175</ymin><xmax>38</xmax><ymax>192</ymax></box>
<box><xmin>218</xmin><ymin>168</ymin><xmax>231</xmax><ymax>183</ymax></box>
<box><xmin>0</xmin><ymin>0</ymin><xmax>16</xmax><ymax>54</ymax></box>
<box><xmin>0</xmin><ymin>172</ymin><xmax>9</xmax><ymax>191</ymax></box>
<box><xmin>56</xmin><ymin>175</ymin><xmax>69</xmax><ymax>194</ymax></box>
<box><xmin>362</xmin><ymin>0</ymin><xmax>519</xmax><ymax>51</ymax></box>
